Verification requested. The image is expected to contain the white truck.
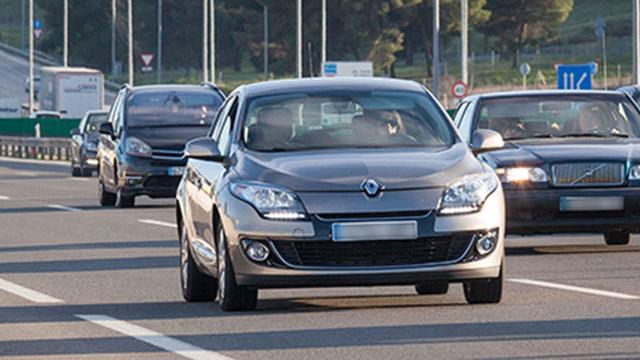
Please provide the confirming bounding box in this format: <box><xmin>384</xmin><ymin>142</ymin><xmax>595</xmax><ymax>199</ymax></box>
<box><xmin>38</xmin><ymin>67</ymin><xmax>104</xmax><ymax>118</ymax></box>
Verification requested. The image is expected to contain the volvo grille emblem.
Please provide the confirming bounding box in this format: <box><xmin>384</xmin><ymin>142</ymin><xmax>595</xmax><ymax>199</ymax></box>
<box><xmin>362</xmin><ymin>179</ymin><xmax>382</xmax><ymax>197</ymax></box>
<box><xmin>570</xmin><ymin>164</ymin><xmax>606</xmax><ymax>185</ymax></box>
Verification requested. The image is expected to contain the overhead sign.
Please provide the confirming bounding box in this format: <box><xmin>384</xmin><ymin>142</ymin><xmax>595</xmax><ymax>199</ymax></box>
<box><xmin>34</xmin><ymin>19</ymin><xmax>43</xmax><ymax>39</ymax></box>
<box><xmin>451</xmin><ymin>80</ymin><xmax>468</xmax><ymax>98</ymax></box>
<box><xmin>0</xmin><ymin>99</ymin><xmax>21</xmax><ymax>118</ymax></box>
<box><xmin>140</xmin><ymin>53</ymin><xmax>155</xmax><ymax>72</ymax></box>
<box><xmin>557</xmin><ymin>64</ymin><xmax>592</xmax><ymax>90</ymax></box>
<box><xmin>322</xmin><ymin>62</ymin><xmax>373</xmax><ymax>77</ymax></box>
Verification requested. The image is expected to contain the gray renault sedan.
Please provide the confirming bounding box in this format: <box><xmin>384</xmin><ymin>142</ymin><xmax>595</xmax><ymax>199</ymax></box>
<box><xmin>176</xmin><ymin>78</ymin><xmax>505</xmax><ymax>311</ymax></box>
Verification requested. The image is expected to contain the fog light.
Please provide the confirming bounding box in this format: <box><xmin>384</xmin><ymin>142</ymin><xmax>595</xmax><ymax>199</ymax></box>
<box><xmin>243</xmin><ymin>241</ymin><xmax>270</xmax><ymax>262</ymax></box>
<box><xmin>475</xmin><ymin>231</ymin><xmax>497</xmax><ymax>256</ymax></box>
<box><xmin>126</xmin><ymin>176</ymin><xmax>143</xmax><ymax>186</ymax></box>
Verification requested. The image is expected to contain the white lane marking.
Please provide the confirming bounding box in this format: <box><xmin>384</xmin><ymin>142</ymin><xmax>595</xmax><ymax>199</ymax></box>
<box><xmin>0</xmin><ymin>195</ymin><xmax>10</xmax><ymax>200</ymax></box>
<box><xmin>0</xmin><ymin>277</ymin><xmax>65</xmax><ymax>303</ymax></box>
<box><xmin>139</xmin><ymin>219</ymin><xmax>178</xmax><ymax>229</ymax></box>
<box><xmin>47</xmin><ymin>204</ymin><xmax>83</xmax><ymax>212</ymax></box>
<box><xmin>0</xmin><ymin>156</ymin><xmax>70</xmax><ymax>166</ymax></box>
<box><xmin>76</xmin><ymin>315</ymin><xmax>232</xmax><ymax>360</ymax></box>
<box><xmin>509</xmin><ymin>278</ymin><xmax>640</xmax><ymax>300</ymax></box>
<box><xmin>68</xmin><ymin>177</ymin><xmax>90</xmax><ymax>182</ymax></box>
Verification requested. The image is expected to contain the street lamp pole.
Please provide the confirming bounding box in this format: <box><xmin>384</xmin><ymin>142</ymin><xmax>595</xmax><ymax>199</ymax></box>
<box><xmin>634</xmin><ymin>0</ymin><xmax>640</xmax><ymax>84</ymax></box>
<box><xmin>111</xmin><ymin>0</ymin><xmax>117</xmax><ymax>78</ymax></box>
<box><xmin>433</xmin><ymin>0</ymin><xmax>440</xmax><ymax>99</ymax></box>
<box><xmin>296</xmin><ymin>0</ymin><xmax>302</xmax><ymax>78</ymax></box>
<box><xmin>157</xmin><ymin>0</ymin><xmax>162</xmax><ymax>83</ymax></box>
<box><xmin>127</xmin><ymin>0</ymin><xmax>133</xmax><ymax>86</ymax></box>
<box><xmin>210</xmin><ymin>0</ymin><xmax>216</xmax><ymax>83</ymax></box>
<box><xmin>63</xmin><ymin>0</ymin><xmax>69</xmax><ymax>67</ymax></box>
<box><xmin>264</xmin><ymin>5</ymin><xmax>269</xmax><ymax>81</ymax></box>
<box><xmin>461</xmin><ymin>0</ymin><xmax>468</xmax><ymax>85</ymax></box>
<box><xmin>28</xmin><ymin>0</ymin><xmax>34</xmax><ymax>113</ymax></box>
<box><xmin>321</xmin><ymin>0</ymin><xmax>326</xmax><ymax>66</ymax></box>
<box><xmin>202</xmin><ymin>0</ymin><xmax>209</xmax><ymax>82</ymax></box>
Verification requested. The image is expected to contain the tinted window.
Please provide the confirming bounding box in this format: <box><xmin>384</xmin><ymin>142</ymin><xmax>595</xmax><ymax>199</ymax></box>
<box><xmin>477</xmin><ymin>95</ymin><xmax>640</xmax><ymax>140</ymax></box>
<box><xmin>126</xmin><ymin>90</ymin><xmax>223</xmax><ymax>128</ymax></box>
<box><xmin>84</xmin><ymin>114</ymin><xmax>108</xmax><ymax>134</ymax></box>
<box><xmin>242</xmin><ymin>90</ymin><xmax>454</xmax><ymax>152</ymax></box>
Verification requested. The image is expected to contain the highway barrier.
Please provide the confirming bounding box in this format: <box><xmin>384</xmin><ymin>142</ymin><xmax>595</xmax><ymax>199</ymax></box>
<box><xmin>0</xmin><ymin>136</ymin><xmax>71</xmax><ymax>161</ymax></box>
<box><xmin>0</xmin><ymin>118</ymin><xmax>80</xmax><ymax>138</ymax></box>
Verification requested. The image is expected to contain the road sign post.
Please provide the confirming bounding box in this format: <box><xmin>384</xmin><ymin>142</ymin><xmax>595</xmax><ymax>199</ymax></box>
<box><xmin>557</xmin><ymin>64</ymin><xmax>593</xmax><ymax>90</ymax></box>
<box><xmin>595</xmin><ymin>16</ymin><xmax>607</xmax><ymax>89</ymax></box>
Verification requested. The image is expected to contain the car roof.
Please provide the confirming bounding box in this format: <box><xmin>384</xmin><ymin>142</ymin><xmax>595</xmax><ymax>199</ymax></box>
<box><xmin>236</xmin><ymin>77</ymin><xmax>427</xmax><ymax>97</ymax></box>
<box><xmin>128</xmin><ymin>84</ymin><xmax>217</xmax><ymax>95</ymax></box>
<box><xmin>85</xmin><ymin>110</ymin><xmax>108</xmax><ymax>116</ymax></box>
<box><xmin>464</xmin><ymin>90</ymin><xmax>629</xmax><ymax>102</ymax></box>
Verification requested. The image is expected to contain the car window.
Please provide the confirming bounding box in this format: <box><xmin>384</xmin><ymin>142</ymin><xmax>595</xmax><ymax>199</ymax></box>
<box><xmin>477</xmin><ymin>95</ymin><xmax>640</xmax><ymax>140</ymax></box>
<box><xmin>216</xmin><ymin>98</ymin><xmax>239</xmax><ymax>155</ymax></box>
<box><xmin>112</xmin><ymin>94</ymin><xmax>125</xmax><ymax>135</ymax></box>
<box><xmin>458</xmin><ymin>101</ymin><xmax>476</xmax><ymax>143</ymax></box>
<box><xmin>84</xmin><ymin>114</ymin><xmax>108</xmax><ymax>134</ymax></box>
<box><xmin>242</xmin><ymin>90</ymin><xmax>454</xmax><ymax>152</ymax></box>
<box><xmin>453</xmin><ymin>102</ymin><xmax>469</xmax><ymax>127</ymax></box>
<box><xmin>126</xmin><ymin>90</ymin><xmax>223</xmax><ymax>128</ymax></box>
<box><xmin>210</xmin><ymin>95</ymin><xmax>236</xmax><ymax>139</ymax></box>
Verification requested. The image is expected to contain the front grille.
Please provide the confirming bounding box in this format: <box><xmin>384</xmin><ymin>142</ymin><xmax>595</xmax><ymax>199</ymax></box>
<box><xmin>144</xmin><ymin>176</ymin><xmax>181</xmax><ymax>189</ymax></box>
<box><xmin>151</xmin><ymin>148</ymin><xmax>184</xmax><ymax>161</ymax></box>
<box><xmin>271</xmin><ymin>235</ymin><xmax>472</xmax><ymax>268</ymax></box>
<box><xmin>316</xmin><ymin>210</ymin><xmax>432</xmax><ymax>220</ymax></box>
<box><xmin>552</xmin><ymin>162</ymin><xmax>624</xmax><ymax>187</ymax></box>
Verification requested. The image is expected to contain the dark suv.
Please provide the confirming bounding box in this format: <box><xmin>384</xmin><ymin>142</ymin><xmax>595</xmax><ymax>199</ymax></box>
<box><xmin>98</xmin><ymin>84</ymin><xmax>225</xmax><ymax>207</ymax></box>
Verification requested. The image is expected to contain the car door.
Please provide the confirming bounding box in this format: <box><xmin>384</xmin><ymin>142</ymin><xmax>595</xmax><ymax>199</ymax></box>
<box><xmin>100</xmin><ymin>91</ymin><xmax>124</xmax><ymax>190</ymax></box>
<box><xmin>185</xmin><ymin>95</ymin><xmax>238</xmax><ymax>268</ymax></box>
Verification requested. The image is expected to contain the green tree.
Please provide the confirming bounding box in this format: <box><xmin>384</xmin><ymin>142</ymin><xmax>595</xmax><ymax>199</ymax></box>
<box><xmin>480</xmin><ymin>0</ymin><xmax>573</xmax><ymax>68</ymax></box>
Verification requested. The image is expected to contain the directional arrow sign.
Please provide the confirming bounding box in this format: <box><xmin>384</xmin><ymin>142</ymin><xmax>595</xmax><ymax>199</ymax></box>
<box><xmin>557</xmin><ymin>64</ymin><xmax>592</xmax><ymax>90</ymax></box>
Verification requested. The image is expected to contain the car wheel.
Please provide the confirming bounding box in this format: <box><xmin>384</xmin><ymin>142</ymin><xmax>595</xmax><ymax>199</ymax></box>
<box><xmin>116</xmin><ymin>188</ymin><xmax>135</xmax><ymax>208</ymax></box>
<box><xmin>415</xmin><ymin>281</ymin><xmax>449</xmax><ymax>295</ymax></box>
<box><xmin>463</xmin><ymin>262</ymin><xmax>503</xmax><ymax>304</ymax></box>
<box><xmin>98</xmin><ymin>180</ymin><xmax>116</xmax><ymax>206</ymax></box>
<box><xmin>71</xmin><ymin>166</ymin><xmax>81</xmax><ymax>177</ymax></box>
<box><xmin>217</xmin><ymin>223</ymin><xmax>258</xmax><ymax>312</ymax></box>
<box><xmin>604</xmin><ymin>231</ymin><xmax>630</xmax><ymax>245</ymax></box>
<box><xmin>180</xmin><ymin>224</ymin><xmax>217</xmax><ymax>302</ymax></box>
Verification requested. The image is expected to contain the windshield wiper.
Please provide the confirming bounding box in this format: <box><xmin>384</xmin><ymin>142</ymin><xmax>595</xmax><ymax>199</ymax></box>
<box><xmin>504</xmin><ymin>134</ymin><xmax>556</xmax><ymax>141</ymax></box>
<box><xmin>560</xmin><ymin>132</ymin><xmax>629</xmax><ymax>138</ymax></box>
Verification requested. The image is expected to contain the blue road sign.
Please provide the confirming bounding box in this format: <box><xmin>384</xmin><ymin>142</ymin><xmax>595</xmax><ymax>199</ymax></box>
<box><xmin>323</xmin><ymin>63</ymin><xmax>337</xmax><ymax>77</ymax></box>
<box><xmin>557</xmin><ymin>64</ymin><xmax>593</xmax><ymax>90</ymax></box>
<box><xmin>34</xmin><ymin>19</ymin><xmax>42</xmax><ymax>30</ymax></box>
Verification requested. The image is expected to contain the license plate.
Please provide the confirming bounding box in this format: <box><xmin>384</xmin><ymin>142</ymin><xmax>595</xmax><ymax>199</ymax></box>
<box><xmin>332</xmin><ymin>221</ymin><xmax>418</xmax><ymax>242</ymax></box>
<box><xmin>559</xmin><ymin>196</ymin><xmax>624</xmax><ymax>212</ymax></box>
<box><xmin>168</xmin><ymin>167</ymin><xmax>185</xmax><ymax>176</ymax></box>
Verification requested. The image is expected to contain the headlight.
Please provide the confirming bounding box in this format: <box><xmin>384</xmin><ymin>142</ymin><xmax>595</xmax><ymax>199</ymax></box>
<box><xmin>630</xmin><ymin>165</ymin><xmax>640</xmax><ymax>181</ymax></box>
<box><xmin>125</xmin><ymin>137</ymin><xmax>152</xmax><ymax>158</ymax></box>
<box><xmin>438</xmin><ymin>172</ymin><xmax>498</xmax><ymax>215</ymax></box>
<box><xmin>230</xmin><ymin>182</ymin><xmax>307</xmax><ymax>220</ymax></box>
<box><xmin>85</xmin><ymin>142</ymin><xmax>98</xmax><ymax>152</ymax></box>
<box><xmin>495</xmin><ymin>167</ymin><xmax>547</xmax><ymax>183</ymax></box>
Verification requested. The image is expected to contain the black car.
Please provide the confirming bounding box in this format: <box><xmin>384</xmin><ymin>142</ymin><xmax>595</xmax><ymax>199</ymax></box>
<box><xmin>70</xmin><ymin>110</ymin><xmax>108</xmax><ymax>177</ymax></box>
<box><xmin>98</xmin><ymin>84</ymin><xmax>225</xmax><ymax>208</ymax></box>
<box><xmin>455</xmin><ymin>90</ymin><xmax>640</xmax><ymax>245</ymax></box>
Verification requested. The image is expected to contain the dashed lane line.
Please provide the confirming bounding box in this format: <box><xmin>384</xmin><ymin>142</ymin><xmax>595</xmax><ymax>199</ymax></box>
<box><xmin>138</xmin><ymin>219</ymin><xmax>178</xmax><ymax>229</ymax></box>
<box><xmin>0</xmin><ymin>195</ymin><xmax>9</xmax><ymax>200</ymax></box>
<box><xmin>75</xmin><ymin>315</ymin><xmax>233</xmax><ymax>360</ymax></box>
<box><xmin>0</xmin><ymin>277</ymin><xmax>64</xmax><ymax>303</ymax></box>
<box><xmin>47</xmin><ymin>204</ymin><xmax>83</xmax><ymax>212</ymax></box>
<box><xmin>508</xmin><ymin>278</ymin><xmax>640</xmax><ymax>300</ymax></box>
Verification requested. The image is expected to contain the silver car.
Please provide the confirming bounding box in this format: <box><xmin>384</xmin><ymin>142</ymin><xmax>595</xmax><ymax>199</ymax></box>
<box><xmin>176</xmin><ymin>78</ymin><xmax>505</xmax><ymax>311</ymax></box>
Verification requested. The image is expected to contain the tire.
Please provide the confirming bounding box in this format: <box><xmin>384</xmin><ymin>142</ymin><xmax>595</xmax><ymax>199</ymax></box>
<box><xmin>463</xmin><ymin>263</ymin><xmax>503</xmax><ymax>304</ymax></box>
<box><xmin>116</xmin><ymin>188</ymin><xmax>135</xmax><ymax>208</ymax></box>
<box><xmin>217</xmin><ymin>223</ymin><xmax>258</xmax><ymax>312</ymax></box>
<box><xmin>71</xmin><ymin>166</ymin><xmax>81</xmax><ymax>177</ymax></box>
<box><xmin>180</xmin><ymin>224</ymin><xmax>217</xmax><ymax>302</ymax></box>
<box><xmin>605</xmin><ymin>231</ymin><xmax>630</xmax><ymax>245</ymax></box>
<box><xmin>415</xmin><ymin>281</ymin><xmax>449</xmax><ymax>295</ymax></box>
<box><xmin>98</xmin><ymin>180</ymin><xmax>116</xmax><ymax>206</ymax></box>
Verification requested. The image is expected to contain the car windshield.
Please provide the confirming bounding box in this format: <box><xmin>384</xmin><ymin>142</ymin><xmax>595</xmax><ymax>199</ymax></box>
<box><xmin>85</xmin><ymin>114</ymin><xmax>107</xmax><ymax>134</ymax></box>
<box><xmin>126</xmin><ymin>90</ymin><xmax>223</xmax><ymax>128</ymax></box>
<box><xmin>242</xmin><ymin>90</ymin><xmax>454</xmax><ymax>152</ymax></box>
<box><xmin>477</xmin><ymin>95</ymin><xmax>640</xmax><ymax>140</ymax></box>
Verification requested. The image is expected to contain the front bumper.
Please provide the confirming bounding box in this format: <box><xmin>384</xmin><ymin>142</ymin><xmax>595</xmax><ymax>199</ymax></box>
<box><xmin>506</xmin><ymin>187</ymin><xmax>640</xmax><ymax>234</ymax></box>
<box><xmin>120</xmin><ymin>155</ymin><xmax>186</xmax><ymax>198</ymax></box>
<box><xmin>217</xmin><ymin>187</ymin><xmax>505</xmax><ymax>289</ymax></box>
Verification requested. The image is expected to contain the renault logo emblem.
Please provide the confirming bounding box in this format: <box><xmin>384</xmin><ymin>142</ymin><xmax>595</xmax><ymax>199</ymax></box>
<box><xmin>362</xmin><ymin>179</ymin><xmax>382</xmax><ymax>197</ymax></box>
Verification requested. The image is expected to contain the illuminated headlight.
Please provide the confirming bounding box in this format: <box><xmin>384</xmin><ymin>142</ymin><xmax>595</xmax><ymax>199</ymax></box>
<box><xmin>629</xmin><ymin>165</ymin><xmax>640</xmax><ymax>181</ymax></box>
<box><xmin>438</xmin><ymin>172</ymin><xmax>498</xmax><ymax>215</ymax></box>
<box><xmin>230</xmin><ymin>182</ymin><xmax>307</xmax><ymax>220</ymax></box>
<box><xmin>496</xmin><ymin>167</ymin><xmax>547</xmax><ymax>183</ymax></box>
<box><xmin>125</xmin><ymin>137</ymin><xmax>152</xmax><ymax>158</ymax></box>
<box><xmin>85</xmin><ymin>142</ymin><xmax>98</xmax><ymax>152</ymax></box>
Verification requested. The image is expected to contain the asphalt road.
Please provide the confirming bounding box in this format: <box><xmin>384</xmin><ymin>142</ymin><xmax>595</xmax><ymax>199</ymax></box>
<box><xmin>0</xmin><ymin>157</ymin><xmax>639</xmax><ymax>359</ymax></box>
<box><xmin>0</xmin><ymin>47</ymin><xmax>115</xmax><ymax>109</ymax></box>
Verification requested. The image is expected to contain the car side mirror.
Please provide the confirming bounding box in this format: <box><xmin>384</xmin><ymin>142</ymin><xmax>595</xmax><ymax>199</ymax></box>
<box><xmin>185</xmin><ymin>137</ymin><xmax>224</xmax><ymax>162</ymax></box>
<box><xmin>99</xmin><ymin>122</ymin><xmax>114</xmax><ymax>137</ymax></box>
<box><xmin>471</xmin><ymin>129</ymin><xmax>504</xmax><ymax>154</ymax></box>
<box><xmin>70</xmin><ymin>128</ymin><xmax>81</xmax><ymax>136</ymax></box>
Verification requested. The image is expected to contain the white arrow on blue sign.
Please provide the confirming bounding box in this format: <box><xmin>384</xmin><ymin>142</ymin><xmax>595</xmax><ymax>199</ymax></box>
<box><xmin>557</xmin><ymin>64</ymin><xmax>592</xmax><ymax>90</ymax></box>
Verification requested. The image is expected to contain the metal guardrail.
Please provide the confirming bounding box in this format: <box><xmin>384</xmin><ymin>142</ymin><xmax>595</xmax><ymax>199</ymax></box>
<box><xmin>0</xmin><ymin>136</ymin><xmax>71</xmax><ymax>161</ymax></box>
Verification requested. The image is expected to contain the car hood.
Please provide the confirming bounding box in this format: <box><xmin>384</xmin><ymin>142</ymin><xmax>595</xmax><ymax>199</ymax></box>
<box><xmin>234</xmin><ymin>143</ymin><xmax>483</xmax><ymax>192</ymax></box>
<box><xmin>127</xmin><ymin>126</ymin><xmax>209</xmax><ymax>150</ymax></box>
<box><xmin>484</xmin><ymin>138</ymin><xmax>640</xmax><ymax>166</ymax></box>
